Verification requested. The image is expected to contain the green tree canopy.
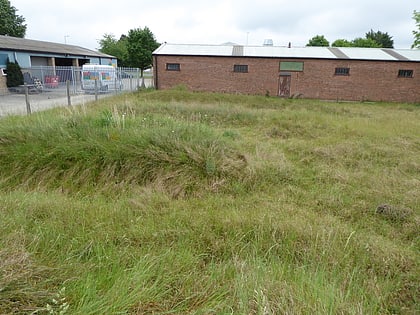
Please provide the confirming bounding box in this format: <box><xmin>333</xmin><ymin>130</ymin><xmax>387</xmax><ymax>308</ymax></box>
<box><xmin>126</xmin><ymin>26</ymin><xmax>160</xmax><ymax>72</ymax></box>
<box><xmin>365</xmin><ymin>29</ymin><xmax>394</xmax><ymax>48</ymax></box>
<box><xmin>98</xmin><ymin>34</ymin><xmax>128</xmax><ymax>67</ymax></box>
<box><xmin>351</xmin><ymin>37</ymin><xmax>381</xmax><ymax>48</ymax></box>
<box><xmin>0</xmin><ymin>0</ymin><xmax>26</xmax><ymax>37</ymax></box>
<box><xmin>331</xmin><ymin>39</ymin><xmax>353</xmax><ymax>47</ymax></box>
<box><xmin>306</xmin><ymin>35</ymin><xmax>330</xmax><ymax>47</ymax></box>
<box><xmin>413</xmin><ymin>10</ymin><xmax>420</xmax><ymax>48</ymax></box>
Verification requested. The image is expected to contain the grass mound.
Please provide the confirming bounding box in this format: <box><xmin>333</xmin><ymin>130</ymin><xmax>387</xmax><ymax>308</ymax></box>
<box><xmin>0</xmin><ymin>108</ymin><xmax>247</xmax><ymax>197</ymax></box>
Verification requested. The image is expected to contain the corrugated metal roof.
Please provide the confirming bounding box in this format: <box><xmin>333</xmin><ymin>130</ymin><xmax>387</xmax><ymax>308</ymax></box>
<box><xmin>153</xmin><ymin>43</ymin><xmax>420</xmax><ymax>62</ymax></box>
<box><xmin>0</xmin><ymin>35</ymin><xmax>114</xmax><ymax>58</ymax></box>
<box><xmin>244</xmin><ymin>46</ymin><xmax>337</xmax><ymax>59</ymax></box>
<box><xmin>153</xmin><ymin>43</ymin><xmax>233</xmax><ymax>56</ymax></box>
<box><xmin>396</xmin><ymin>49</ymin><xmax>420</xmax><ymax>61</ymax></box>
<box><xmin>337</xmin><ymin>47</ymin><xmax>396</xmax><ymax>61</ymax></box>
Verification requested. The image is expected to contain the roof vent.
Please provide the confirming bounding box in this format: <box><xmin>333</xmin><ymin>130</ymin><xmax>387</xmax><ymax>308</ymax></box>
<box><xmin>232</xmin><ymin>45</ymin><xmax>244</xmax><ymax>56</ymax></box>
<box><xmin>263</xmin><ymin>39</ymin><xmax>273</xmax><ymax>46</ymax></box>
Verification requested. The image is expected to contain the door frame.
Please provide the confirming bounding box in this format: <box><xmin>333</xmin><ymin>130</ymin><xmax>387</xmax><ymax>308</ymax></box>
<box><xmin>278</xmin><ymin>72</ymin><xmax>291</xmax><ymax>97</ymax></box>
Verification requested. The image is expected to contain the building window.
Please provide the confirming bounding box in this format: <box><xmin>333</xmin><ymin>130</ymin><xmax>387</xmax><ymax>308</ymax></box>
<box><xmin>233</xmin><ymin>64</ymin><xmax>248</xmax><ymax>73</ymax></box>
<box><xmin>0</xmin><ymin>53</ymin><xmax>8</xmax><ymax>67</ymax></box>
<box><xmin>398</xmin><ymin>69</ymin><xmax>413</xmax><ymax>78</ymax></box>
<box><xmin>166</xmin><ymin>63</ymin><xmax>180</xmax><ymax>71</ymax></box>
<box><xmin>335</xmin><ymin>67</ymin><xmax>350</xmax><ymax>76</ymax></box>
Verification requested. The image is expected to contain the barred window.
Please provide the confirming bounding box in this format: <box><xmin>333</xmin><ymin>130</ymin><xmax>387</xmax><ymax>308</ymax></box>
<box><xmin>233</xmin><ymin>64</ymin><xmax>248</xmax><ymax>73</ymax></box>
<box><xmin>335</xmin><ymin>67</ymin><xmax>350</xmax><ymax>76</ymax></box>
<box><xmin>166</xmin><ymin>63</ymin><xmax>180</xmax><ymax>71</ymax></box>
<box><xmin>398</xmin><ymin>69</ymin><xmax>413</xmax><ymax>78</ymax></box>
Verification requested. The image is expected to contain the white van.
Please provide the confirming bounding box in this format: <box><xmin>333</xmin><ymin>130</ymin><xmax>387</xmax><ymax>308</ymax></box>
<box><xmin>81</xmin><ymin>64</ymin><xmax>120</xmax><ymax>92</ymax></box>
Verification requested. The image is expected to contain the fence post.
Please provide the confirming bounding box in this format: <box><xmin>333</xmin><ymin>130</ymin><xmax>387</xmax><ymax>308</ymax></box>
<box><xmin>24</xmin><ymin>86</ymin><xmax>31</xmax><ymax>115</ymax></box>
<box><xmin>40</xmin><ymin>66</ymin><xmax>45</xmax><ymax>86</ymax></box>
<box><xmin>66</xmin><ymin>80</ymin><xmax>72</xmax><ymax>106</ymax></box>
<box><xmin>94</xmin><ymin>79</ymin><xmax>98</xmax><ymax>101</ymax></box>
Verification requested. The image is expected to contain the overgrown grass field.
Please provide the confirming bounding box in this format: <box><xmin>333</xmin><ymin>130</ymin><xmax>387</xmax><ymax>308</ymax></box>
<box><xmin>1</xmin><ymin>89</ymin><xmax>419</xmax><ymax>314</ymax></box>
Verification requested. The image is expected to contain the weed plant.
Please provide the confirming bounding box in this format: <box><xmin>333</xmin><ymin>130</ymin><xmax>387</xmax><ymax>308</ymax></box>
<box><xmin>0</xmin><ymin>90</ymin><xmax>419</xmax><ymax>314</ymax></box>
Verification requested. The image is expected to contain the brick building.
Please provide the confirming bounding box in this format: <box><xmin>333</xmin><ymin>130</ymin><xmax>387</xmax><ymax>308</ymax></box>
<box><xmin>153</xmin><ymin>43</ymin><xmax>420</xmax><ymax>103</ymax></box>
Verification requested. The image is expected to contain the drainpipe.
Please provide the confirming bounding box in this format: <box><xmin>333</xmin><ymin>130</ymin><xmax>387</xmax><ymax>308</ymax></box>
<box><xmin>153</xmin><ymin>55</ymin><xmax>158</xmax><ymax>89</ymax></box>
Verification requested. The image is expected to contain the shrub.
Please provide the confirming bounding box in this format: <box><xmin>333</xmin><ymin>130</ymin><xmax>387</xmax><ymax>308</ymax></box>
<box><xmin>6</xmin><ymin>60</ymin><xmax>24</xmax><ymax>87</ymax></box>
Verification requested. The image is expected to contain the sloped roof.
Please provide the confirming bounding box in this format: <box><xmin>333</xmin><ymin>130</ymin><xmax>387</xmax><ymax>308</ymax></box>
<box><xmin>0</xmin><ymin>35</ymin><xmax>114</xmax><ymax>58</ymax></box>
<box><xmin>153</xmin><ymin>43</ymin><xmax>420</xmax><ymax>62</ymax></box>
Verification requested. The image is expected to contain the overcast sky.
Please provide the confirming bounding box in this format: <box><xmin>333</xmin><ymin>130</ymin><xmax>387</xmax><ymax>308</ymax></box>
<box><xmin>12</xmin><ymin>0</ymin><xmax>418</xmax><ymax>50</ymax></box>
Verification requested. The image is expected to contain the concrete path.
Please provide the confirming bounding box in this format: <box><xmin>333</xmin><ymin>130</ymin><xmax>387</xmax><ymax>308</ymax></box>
<box><xmin>0</xmin><ymin>91</ymin><xmax>119</xmax><ymax>116</ymax></box>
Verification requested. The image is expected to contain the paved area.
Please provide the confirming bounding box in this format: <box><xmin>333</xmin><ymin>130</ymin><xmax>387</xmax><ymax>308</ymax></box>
<box><xmin>0</xmin><ymin>91</ymin><xmax>101</xmax><ymax>116</ymax></box>
<box><xmin>0</xmin><ymin>78</ymin><xmax>152</xmax><ymax>117</ymax></box>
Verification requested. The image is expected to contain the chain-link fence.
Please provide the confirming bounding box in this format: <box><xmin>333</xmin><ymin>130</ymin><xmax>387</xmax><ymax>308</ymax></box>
<box><xmin>0</xmin><ymin>66</ymin><xmax>152</xmax><ymax>116</ymax></box>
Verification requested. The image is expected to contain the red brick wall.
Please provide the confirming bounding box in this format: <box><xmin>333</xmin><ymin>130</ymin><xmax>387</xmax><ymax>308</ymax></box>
<box><xmin>154</xmin><ymin>55</ymin><xmax>420</xmax><ymax>103</ymax></box>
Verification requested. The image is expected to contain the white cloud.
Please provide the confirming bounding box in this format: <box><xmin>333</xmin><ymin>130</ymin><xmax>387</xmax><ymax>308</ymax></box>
<box><xmin>10</xmin><ymin>0</ymin><xmax>418</xmax><ymax>49</ymax></box>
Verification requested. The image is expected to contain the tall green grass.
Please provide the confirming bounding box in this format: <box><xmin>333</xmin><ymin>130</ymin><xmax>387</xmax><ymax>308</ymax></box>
<box><xmin>0</xmin><ymin>106</ymin><xmax>247</xmax><ymax>197</ymax></box>
<box><xmin>0</xmin><ymin>90</ymin><xmax>419</xmax><ymax>314</ymax></box>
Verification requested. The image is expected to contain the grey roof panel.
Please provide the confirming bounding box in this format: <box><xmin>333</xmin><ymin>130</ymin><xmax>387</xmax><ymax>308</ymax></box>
<box><xmin>381</xmin><ymin>49</ymin><xmax>409</xmax><ymax>61</ymax></box>
<box><xmin>232</xmin><ymin>45</ymin><xmax>244</xmax><ymax>56</ymax></box>
<box><xmin>0</xmin><ymin>35</ymin><xmax>114</xmax><ymax>58</ymax></box>
<box><xmin>336</xmin><ymin>47</ymin><xmax>398</xmax><ymax>60</ymax></box>
<box><xmin>395</xmin><ymin>49</ymin><xmax>420</xmax><ymax>61</ymax></box>
<box><xmin>328</xmin><ymin>47</ymin><xmax>350</xmax><ymax>59</ymax></box>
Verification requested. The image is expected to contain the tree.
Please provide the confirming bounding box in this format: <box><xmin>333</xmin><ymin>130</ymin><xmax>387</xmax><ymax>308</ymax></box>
<box><xmin>331</xmin><ymin>39</ymin><xmax>353</xmax><ymax>47</ymax></box>
<box><xmin>98</xmin><ymin>34</ymin><xmax>128</xmax><ymax>66</ymax></box>
<box><xmin>413</xmin><ymin>10</ymin><xmax>420</xmax><ymax>48</ymax></box>
<box><xmin>351</xmin><ymin>37</ymin><xmax>381</xmax><ymax>48</ymax></box>
<box><xmin>365</xmin><ymin>29</ymin><xmax>394</xmax><ymax>48</ymax></box>
<box><xmin>126</xmin><ymin>27</ymin><xmax>160</xmax><ymax>73</ymax></box>
<box><xmin>306</xmin><ymin>35</ymin><xmax>330</xmax><ymax>47</ymax></box>
<box><xmin>0</xmin><ymin>0</ymin><xmax>26</xmax><ymax>37</ymax></box>
<box><xmin>6</xmin><ymin>60</ymin><xmax>23</xmax><ymax>87</ymax></box>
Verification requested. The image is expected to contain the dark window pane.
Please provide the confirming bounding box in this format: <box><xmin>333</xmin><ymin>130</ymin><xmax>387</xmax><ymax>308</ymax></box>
<box><xmin>166</xmin><ymin>63</ymin><xmax>180</xmax><ymax>71</ymax></box>
<box><xmin>335</xmin><ymin>67</ymin><xmax>350</xmax><ymax>76</ymax></box>
<box><xmin>398</xmin><ymin>70</ymin><xmax>413</xmax><ymax>78</ymax></box>
<box><xmin>234</xmin><ymin>65</ymin><xmax>248</xmax><ymax>73</ymax></box>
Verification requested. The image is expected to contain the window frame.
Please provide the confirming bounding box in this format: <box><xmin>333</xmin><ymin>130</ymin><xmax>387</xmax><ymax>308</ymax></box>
<box><xmin>233</xmin><ymin>64</ymin><xmax>249</xmax><ymax>73</ymax></box>
<box><xmin>334</xmin><ymin>67</ymin><xmax>350</xmax><ymax>76</ymax></box>
<box><xmin>398</xmin><ymin>69</ymin><xmax>413</xmax><ymax>78</ymax></box>
<box><xmin>166</xmin><ymin>63</ymin><xmax>180</xmax><ymax>71</ymax></box>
